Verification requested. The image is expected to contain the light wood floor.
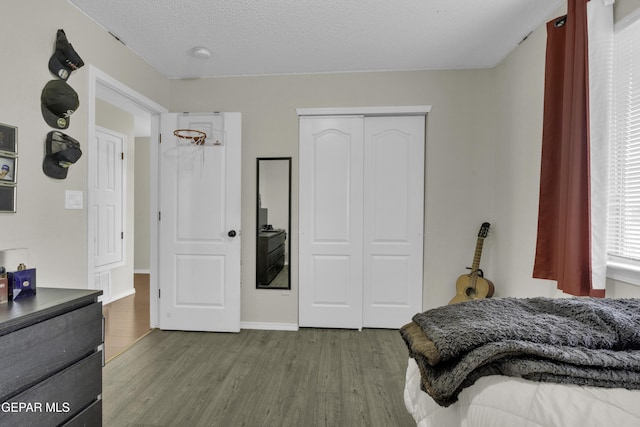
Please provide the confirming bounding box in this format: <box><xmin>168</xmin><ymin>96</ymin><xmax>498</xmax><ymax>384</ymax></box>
<box><xmin>102</xmin><ymin>273</ymin><xmax>151</xmax><ymax>361</ymax></box>
<box><xmin>103</xmin><ymin>327</ymin><xmax>415</xmax><ymax>426</ymax></box>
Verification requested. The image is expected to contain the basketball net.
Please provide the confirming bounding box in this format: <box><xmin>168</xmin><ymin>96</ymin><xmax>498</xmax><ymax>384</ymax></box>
<box><xmin>172</xmin><ymin>129</ymin><xmax>207</xmax><ymax>174</ymax></box>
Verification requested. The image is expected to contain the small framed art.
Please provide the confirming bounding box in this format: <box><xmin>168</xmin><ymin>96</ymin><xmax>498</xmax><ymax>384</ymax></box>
<box><xmin>0</xmin><ymin>123</ymin><xmax>17</xmax><ymax>155</ymax></box>
<box><xmin>0</xmin><ymin>184</ymin><xmax>16</xmax><ymax>213</ymax></box>
<box><xmin>0</xmin><ymin>123</ymin><xmax>17</xmax><ymax>213</ymax></box>
<box><xmin>0</xmin><ymin>155</ymin><xmax>16</xmax><ymax>184</ymax></box>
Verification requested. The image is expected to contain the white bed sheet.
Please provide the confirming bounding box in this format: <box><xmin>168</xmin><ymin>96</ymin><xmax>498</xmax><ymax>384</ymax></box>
<box><xmin>404</xmin><ymin>358</ymin><xmax>640</xmax><ymax>427</ymax></box>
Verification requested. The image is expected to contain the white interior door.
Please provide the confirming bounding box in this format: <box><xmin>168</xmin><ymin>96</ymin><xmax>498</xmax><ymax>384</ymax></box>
<box><xmin>299</xmin><ymin>116</ymin><xmax>364</xmax><ymax>329</ymax></box>
<box><xmin>94</xmin><ymin>127</ymin><xmax>125</xmax><ymax>270</ymax></box>
<box><xmin>362</xmin><ymin>116</ymin><xmax>424</xmax><ymax>328</ymax></box>
<box><xmin>158</xmin><ymin>112</ymin><xmax>241</xmax><ymax>332</ymax></box>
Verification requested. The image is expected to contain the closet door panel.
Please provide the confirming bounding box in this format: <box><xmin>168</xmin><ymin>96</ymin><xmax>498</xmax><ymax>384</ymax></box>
<box><xmin>311</xmin><ymin>255</ymin><xmax>350</xmax><ymax>304</ymax></box>
<box><xmin>369</xmin><ymin>126</ymin><xmax>412</xmax><ymax>242</ymax></box>
<box><xmin>363</xmin><ymin>116</ymin><xmax>425</xmax><ymax>328</ymax></box>
<box><xmin>370</xmin><ymin>255</ymin><xmax>410</xmax><ymax>305</ymax></box>
<box><xmin>299</xmin><ymin>116</ymin><xmax>364</xmax><ymax>329</ymax></box>
<box><xmin>312</xmin><ymin>133</ymin><xmax>352</xmax><ymax>242</ymax></box>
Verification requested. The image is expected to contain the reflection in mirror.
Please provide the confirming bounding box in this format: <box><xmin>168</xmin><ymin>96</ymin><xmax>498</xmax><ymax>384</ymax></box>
<box><xmin>256</xmin><ymin>157</ymin><xmax>291</xmax><ymax>289</ymax></box>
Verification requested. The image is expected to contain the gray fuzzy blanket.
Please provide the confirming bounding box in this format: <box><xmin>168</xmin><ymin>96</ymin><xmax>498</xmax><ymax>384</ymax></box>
<box><xmin>400</xmin><ymin>297</ymin><xmax>640</xmax><ymax>407</ymax></box>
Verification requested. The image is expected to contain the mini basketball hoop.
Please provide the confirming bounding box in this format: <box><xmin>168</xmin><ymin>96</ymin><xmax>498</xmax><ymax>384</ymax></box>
<box><xmin>174</xmin><ymin>129</ymin><xmax>207</xmax><ymax>146</ymax></box>
<box><xmin>170</xmin><ymin>128</ymin><xmax>208</xmax><ymax>174</ymax></box>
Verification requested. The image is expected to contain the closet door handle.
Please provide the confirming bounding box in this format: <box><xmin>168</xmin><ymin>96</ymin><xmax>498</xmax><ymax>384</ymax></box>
<box><xmin>228</xmin><ymin>230</ymin><xmax>237</xmax><ymax>238</ymax></box>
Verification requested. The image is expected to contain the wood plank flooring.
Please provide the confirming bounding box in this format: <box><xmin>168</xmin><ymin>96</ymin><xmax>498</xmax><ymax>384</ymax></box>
<box><xmin>103</xmin><ymin>327</ymin><xmax>415</xmax><ymax>426</ymax></box>
<box><xmin>102</xmin><ymin>274</ymin><xmax>151</xmax><ymax>361</ymax></box>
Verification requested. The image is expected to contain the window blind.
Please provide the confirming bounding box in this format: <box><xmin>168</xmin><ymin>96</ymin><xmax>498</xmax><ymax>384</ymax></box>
<box><xmin>608</xmin><ymin>17</ymin><xmax>640</xmax><ymax>262</ymax></box>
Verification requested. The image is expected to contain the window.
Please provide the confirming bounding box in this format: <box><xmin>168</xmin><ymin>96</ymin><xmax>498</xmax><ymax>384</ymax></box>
<box><xmin>607</xmin><ymin>15</ymin><xmax>640</xmax><ymax>285</ymax></box>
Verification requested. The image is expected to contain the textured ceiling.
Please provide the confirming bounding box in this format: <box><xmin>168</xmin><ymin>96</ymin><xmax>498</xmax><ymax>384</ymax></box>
<box><xmin>69</xmin><ymin>0</ymin><xmax>564</xmax><ymax>79</ymax></box>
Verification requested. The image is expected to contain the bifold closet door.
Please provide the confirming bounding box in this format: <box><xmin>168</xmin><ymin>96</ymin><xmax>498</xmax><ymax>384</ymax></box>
<box><xmin>299</xmin><ymin>116</ymin><xmax>364</xmax><ymax>329</ymax></box>
<box><xmin>299</xmin><ymin>115</ymin><xmax>424</xmax><ymax>329</ymax></box>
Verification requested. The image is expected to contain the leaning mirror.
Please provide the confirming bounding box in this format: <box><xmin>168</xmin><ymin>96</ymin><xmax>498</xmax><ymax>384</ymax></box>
<box><xmin>256</xmin><ymin>157</ymin><xmax>291</xmax><ymax>289</ymax></box>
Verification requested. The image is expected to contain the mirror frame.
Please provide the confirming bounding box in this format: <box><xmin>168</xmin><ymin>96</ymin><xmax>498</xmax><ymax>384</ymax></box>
<box><xmin>256</xmin><ymin>157</ymin><xmax>292</xmax><ymax>290</ymax></box>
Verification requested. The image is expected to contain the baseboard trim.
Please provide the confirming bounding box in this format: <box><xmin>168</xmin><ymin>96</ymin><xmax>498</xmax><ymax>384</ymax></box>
<box><xmin>103</xmin><ymin>288</ymin><xmax>136</xmax><ymax>305</ymax></box>
<box><xmin>240</xmin><ymin>321</ymin><xmax>299</xmax><ymax>331</ymax></box>
<box><xmin>134</xmin><ymin>269</ymin><xmax>151</xmax><ymax>275</ymax></box>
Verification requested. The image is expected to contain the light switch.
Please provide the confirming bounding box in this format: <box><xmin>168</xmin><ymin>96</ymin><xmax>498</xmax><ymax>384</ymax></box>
<box><xmin>65</xmin><ymin>190</ymin><xmax>84</xmax><ymax>210</ymax></box>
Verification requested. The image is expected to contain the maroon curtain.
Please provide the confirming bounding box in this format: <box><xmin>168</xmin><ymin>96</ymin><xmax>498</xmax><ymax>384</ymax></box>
<box><xmin>533</xmin><ymin>0</ymin><xmax>604</xmax><ymax>297</ymax></box>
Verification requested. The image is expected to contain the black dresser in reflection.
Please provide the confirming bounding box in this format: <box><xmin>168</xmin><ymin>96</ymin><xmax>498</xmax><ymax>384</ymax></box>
<box><xmin>257</xmin><ymin>229</ymin><xmax>286</xmax><ymax>287</ymax></box>
<box><xmin>0</xmin><ymin>287</ymin><xmax>103</xmax><ymax>426</ymax></box>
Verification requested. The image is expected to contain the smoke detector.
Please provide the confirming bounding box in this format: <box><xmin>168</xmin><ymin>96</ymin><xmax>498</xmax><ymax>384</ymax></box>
<box><xmin>190</xmin><ymin>46</ymin><xmax>212</xmax><ymax>59</ymax></box>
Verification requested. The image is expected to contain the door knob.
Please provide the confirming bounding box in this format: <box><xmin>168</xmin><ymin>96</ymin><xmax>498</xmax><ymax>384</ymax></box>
<box><xmin>228</xmin><ymin>230</ymin><xmax>237</xmax><ymax>238</ymax></box>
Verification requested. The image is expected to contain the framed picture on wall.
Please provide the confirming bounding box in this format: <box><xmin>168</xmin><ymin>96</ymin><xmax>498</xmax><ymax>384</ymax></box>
<box><xmin>0</xmin><ymin>123</ymin><xmax>18</xmax><ymax>212</ymax></box>
<box><xmin>0</xmin><ymin>183</ymin><xmax>16</xmax><ymax>213</ymax></box>
<box><xmin>0</xmin><ymin>155</ymin><xmax>16</xmax><ymax>184</ymax></box>
<box><xmin>0</xmin><ymin>123</ymin><xmax>17</xmax><ymax>155</ymax></box>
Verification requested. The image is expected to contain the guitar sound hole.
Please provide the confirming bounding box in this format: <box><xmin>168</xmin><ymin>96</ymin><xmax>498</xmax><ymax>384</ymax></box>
<box><xmin>465</xmin><ymin>288</ymin><xmax>477</xmax><ymax>298</ymax></box>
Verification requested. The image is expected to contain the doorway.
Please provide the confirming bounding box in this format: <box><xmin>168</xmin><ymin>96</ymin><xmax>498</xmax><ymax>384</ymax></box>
<box><xmin>87</xmin><ymin>65</ymin><xmax>168</xmax><ymax>332</ymax></box>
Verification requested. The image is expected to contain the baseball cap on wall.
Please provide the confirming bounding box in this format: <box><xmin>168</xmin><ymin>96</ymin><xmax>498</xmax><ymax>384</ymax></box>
<box><xmin>48</xmin><ymin>29</ymin><xmax>84</xmax><ymax>81</ymax></box>
<box><xmin>40</xmin><ymin>80</ymin><xmax>79</xmax><ymax>129</ymax></box>
<box><xmin>42</xmin><ymin>131</ymin><xmax>82</xmax><ymax>179</ymax></box>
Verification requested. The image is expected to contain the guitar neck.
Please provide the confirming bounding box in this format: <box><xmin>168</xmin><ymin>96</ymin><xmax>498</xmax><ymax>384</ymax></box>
<box><xmin>470</xmin><ymin>237</ymin><xmax>485</xmax><ymax>276</ymax></box>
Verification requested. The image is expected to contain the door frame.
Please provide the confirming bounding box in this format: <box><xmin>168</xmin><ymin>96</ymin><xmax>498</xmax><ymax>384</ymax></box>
<box><xmin>87</xmin><ymin>65</ymin><xmax>168</xmax><ymax>327</ymax></box>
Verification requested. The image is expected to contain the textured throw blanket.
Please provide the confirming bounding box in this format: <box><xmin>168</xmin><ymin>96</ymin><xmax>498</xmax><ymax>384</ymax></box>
<box><xmin>400</xmin><ymin>297</ymin><xmax>640</xmax><ymax>407</ymax></box>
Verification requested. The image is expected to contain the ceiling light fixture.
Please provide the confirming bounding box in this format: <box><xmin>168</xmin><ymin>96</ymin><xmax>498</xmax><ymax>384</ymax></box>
<box><xmin>190</xmin><ymin>46</ymin><xmax>212</xmax><ymax>59</ymax></box>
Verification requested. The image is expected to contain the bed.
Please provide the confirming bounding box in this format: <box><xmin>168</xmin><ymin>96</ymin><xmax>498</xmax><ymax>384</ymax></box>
<box><xmin>400</xmin><ymin>297</ymin><xmax>640</xmax><ymax>427</ymax></box>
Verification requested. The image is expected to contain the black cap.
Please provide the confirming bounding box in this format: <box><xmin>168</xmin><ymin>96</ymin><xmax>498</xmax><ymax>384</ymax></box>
<box><xmin>43</xmin><ymin>131</ymin><xmax>82</xmax><ymax>179</ymax></box>
<box><xmin>48</xmin><ymin>29</ymin><xmax>84</xmax><ymax>80</ymax></box>
<box><xmin>41</xmin><ymin>80</ymin><xmax>79</xmax><ymax>129</ymax></box>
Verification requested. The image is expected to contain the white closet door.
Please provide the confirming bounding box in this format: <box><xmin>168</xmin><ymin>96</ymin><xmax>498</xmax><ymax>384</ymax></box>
<box><xmin>299</xmin><ymin>116</ymin><xmax>364</xmax><ymax>329</ymax></box>
<box><xmin>362</xmin><ymin>116</ymin><xmax>424</xmax><ymax>328</ymax></box>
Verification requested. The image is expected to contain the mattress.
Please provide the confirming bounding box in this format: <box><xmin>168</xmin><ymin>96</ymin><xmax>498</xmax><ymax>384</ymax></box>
<box><xmin>404</xmin><ymin>358</ymin><xmax>640</xmax><ymax>427</ymax></box>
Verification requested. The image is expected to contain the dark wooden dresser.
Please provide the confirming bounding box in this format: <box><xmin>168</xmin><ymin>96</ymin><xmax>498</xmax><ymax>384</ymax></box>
<box><xmin>257</xmin><ymin>230</ymin><xmax>286</xmax><ymax>287</ymax></box>
<box><xmin>0</xmin><ymin>288</ymin><xmax>103</xmax><ymax>426</ymax></box>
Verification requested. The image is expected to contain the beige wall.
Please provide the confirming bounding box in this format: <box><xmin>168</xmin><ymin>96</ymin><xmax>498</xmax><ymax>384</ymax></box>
<box><xmin>0</xmin><ymin>0</ymin><xmax>169</xmax><ymax>289</ymax></box>
<box><xmin>170</xmin><ymin>70</ymin><xmax>497</xmax><ymax>322</ymax></box>
<box><xmin>491</xmin><ymin>5</ymin><xmax>562</xmax><ymax>299</ymax></box>
<box><xmin>134</xmin><ymin>137</ymin><xmax>151</xmax><ymax>272</ymax></box>
<box><xmin>170</xmin><ymin>0</ymin><xmax>640</xmax><ymax>325</ymax></box>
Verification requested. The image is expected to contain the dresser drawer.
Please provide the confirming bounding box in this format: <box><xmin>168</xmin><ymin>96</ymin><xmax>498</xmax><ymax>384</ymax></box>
<box><xmin>0</xmin><ymin>351</ymin><xmax>101</xmax><ymax>426</ymax></box>
<box><xmin>266</xmin><ymin>244</ymin><xmax>284</xmax><ymax>265</ymax></box>
<box><xmin>267</xmin><ymin>231</ymin><xmax>286</xmax><ymax>251</ymax></box>
<box><xmin>62</xmin><ymin>394</ymin><xmax>102</xmax><ymax>427</ymax></box>
<box><xmin>0</xmin><ymin>302</ymin><xmax>102</xmax><ymax>402</ymax></box>
<box><xmin>259</xmin><ymin>230</ymin><xmax>286</xmax><ymax>252</ymax></box>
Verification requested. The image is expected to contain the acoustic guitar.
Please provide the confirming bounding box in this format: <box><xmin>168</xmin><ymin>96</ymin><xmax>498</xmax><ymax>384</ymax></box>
<box><xmin>449</xmin><ymin>222</ymin><xmax>494</xmax><ymax>304</ymax></box>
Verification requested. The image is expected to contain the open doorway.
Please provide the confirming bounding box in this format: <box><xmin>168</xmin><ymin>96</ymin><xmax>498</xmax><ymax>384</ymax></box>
<box><xmin>86</xmin><ymin>66</ymin><xmax>167</xmax><ymax>359</ymax></box>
